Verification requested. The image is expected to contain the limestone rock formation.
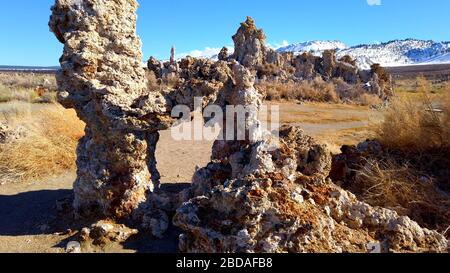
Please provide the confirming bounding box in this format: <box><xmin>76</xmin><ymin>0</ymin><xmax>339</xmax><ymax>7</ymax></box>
<box><xmin>80</xmin><ymin>220</ymin><xmax>139</xmax><ymax>246</ymax></box>
<box><xmin>167</xmin><ymin>58</ymin><xmax>233</xmax><ymax>110</ymax></box>
<box><xmin>0</xmin><ymin>122</ymin><xmax>29</xmax><ymax>144</ymax></box>
<box><xmin>49</xmin><ymin>2</ymin><xmax>445</xmax><ymax>252</ymax></box>
<box><xmin>49</xmin><ymin>0</ymin><xmax>171</xmax><ymax>219</ymax></box>
<box><xmin>232</xmin><ymin>17</ymin><xmax>267</xmax><ymax>68</ymax></box>
<box><xmin>218</xmin><ymin>47</ymin><xmax>229</xmax><ymax>61</ymax></box>
<box><xmin>147</xmin><ymin>16</ymin><xmax>393</xmax><ymax>101</ymax></box>
<box><xmin>174</xmin><ymin>127</ymin><xmax>448</xmax><ymax>253</ymax></box>
<box><xmin>173</xmin><ymin>65</ymin><xmax>447</xmax><ymax>253</ymax></box>
<box><xmin>148</xmin><ymin>56</ymin><xmax>163</xmax><ymax>78</ymax></box>
<box><xmin>170</xmin><ymin>46</ymin><xmax>176</xmax><ymax>65</ymax></box>
<box><xmin>322</xmin><ymin>50</ymin><xmax>337</xmax><ymax>79</ymax></box>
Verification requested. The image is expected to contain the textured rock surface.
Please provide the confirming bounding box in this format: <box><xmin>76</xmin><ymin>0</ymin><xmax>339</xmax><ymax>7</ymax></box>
<box><xmin>174</xmin><ymin>127</ymin><xmax>448</xmax><ymax>253</ymax></box>
<box><xmin>80</xmin><ymin>220</ymin><xmax>139</xmax><ymax>246</ymax></box>
<box><xmin>232</xmin><ymin>17</ymin><xmax>267</xmax><ymax>68</ymax></box>
<box><xmin>50</xmin><ymin>0</ymin><xmax>171</xmax><ymax>219</ymax></box>
<box><xmin>173</xmin><ymin>66</ymin><xmax>447</xmax><ymax>253</ymax></box>
<box><xmin>218</xmin><ymin>47</ymin><xmax>230</xmax><ymax>61</ymax></box>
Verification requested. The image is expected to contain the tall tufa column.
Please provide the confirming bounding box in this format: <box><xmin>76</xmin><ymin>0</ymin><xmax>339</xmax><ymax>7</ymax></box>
<box><xmin>49</xmin><ymin>0</ymin><xmax>170</xmax><ymax>219</ymax></box>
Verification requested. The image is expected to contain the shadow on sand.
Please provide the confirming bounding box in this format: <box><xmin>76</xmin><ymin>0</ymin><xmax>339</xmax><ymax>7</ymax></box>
<box><xmin>0</xmin><ymin>183</ymin><xmax>190</xmax><ymax>253</ymax></box>
<box><xmin>0</xmin><ymin>189</ymin><xmax>73</xmax><ymax>236</ymax></box>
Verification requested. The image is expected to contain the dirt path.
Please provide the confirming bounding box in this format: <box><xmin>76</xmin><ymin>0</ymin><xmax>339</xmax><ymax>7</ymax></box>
<box><xmin>0</xmin><ymin>102</ymin><xmax>382</xmax><ymax>253</ymax></box>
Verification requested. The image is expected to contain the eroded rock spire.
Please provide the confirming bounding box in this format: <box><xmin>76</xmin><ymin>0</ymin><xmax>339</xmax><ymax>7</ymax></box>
<box><xmin>232</xmin><ymin>16</ymin><xmax>267</xmax><ymax>68</ymax></box>
<box><xmin>49</xmin><ymin>0</ymin><xmax>170</xmax><ymax>219</ymax></box>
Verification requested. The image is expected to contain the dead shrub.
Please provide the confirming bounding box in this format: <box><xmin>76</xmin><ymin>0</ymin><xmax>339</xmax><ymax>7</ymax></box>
<box><xmin>146</xmin><ymin>70</ymin><xmax>161</xmax><ymax>91</ymax></box>
<box><xmin>0</xmin><ymin>103</ymin><xmax>85</xmax><ymax>183</ymax></box>
<box><xmin>348</xmin><ymin>158</ymin><xmax>450</xmax><ymax>233</ymax></box>
<box><xmin>376</xmin><ymin>92</ymin><xmax>449</xmax><ymax>152</ymax></box>
<box><xmin>256</xmin><ymin>78</ymin><xmax>339</xmax><ymax>103</ymax></box>
<box><xmin>146</xmin><ymin>70</ymin><xmax>180</xmax><ymax>92</ymax></box>
<box><xmin>0</xmin><ymin>72</ymin><xmax>57</xmax><ymax>91</ymax></box>
<box><xmin>356</xmin><ymin>93</ymin><xmax>383</xmax><ymax>107</ymax></box>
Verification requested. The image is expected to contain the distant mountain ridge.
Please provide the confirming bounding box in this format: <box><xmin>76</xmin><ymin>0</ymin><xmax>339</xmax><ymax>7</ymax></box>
<box><xmin>0</xmin><ymin>65</ymin><xmax>59</xmax><ymax>72</ymax></box>
<box><xmin>276</xmin><ymin>40</ymin><xmax>348</xmax><ymax>56</ymax></box>
<box><xmin>276</xmin><ymin>39</ymin><xmax>450</xmax><ymax>69</ymax></box>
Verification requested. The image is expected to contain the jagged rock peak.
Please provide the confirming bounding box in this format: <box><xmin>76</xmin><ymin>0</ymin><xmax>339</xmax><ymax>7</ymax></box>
<box><xmin>232</xmin><ymin>16</ymin><xmax>267</xmax><ymax>68</ymax></box>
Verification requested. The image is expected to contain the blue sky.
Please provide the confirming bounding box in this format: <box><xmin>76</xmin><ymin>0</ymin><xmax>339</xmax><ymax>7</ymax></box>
<box><xmin>0</xmin><ymin>0</ymin><xmax>449</xmax><ymax>66</ymax></box>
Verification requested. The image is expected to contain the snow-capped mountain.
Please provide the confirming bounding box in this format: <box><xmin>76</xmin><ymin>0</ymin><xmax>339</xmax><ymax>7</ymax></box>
<box><xmin>276</xmin><ymin>40</ymin><xmax>347</xmax><ymax>56</ymax></box>
<box><xmin>277</xmin><ymin>39</ymin><xmax>450</xmax><ymax>69</ymax></box>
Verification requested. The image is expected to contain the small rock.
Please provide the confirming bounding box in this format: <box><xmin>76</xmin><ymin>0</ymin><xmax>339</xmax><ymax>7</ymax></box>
<box><xmin>80</xmin><ymin>227</ymin><xmax>91</xmax><ymax>242</ymax></box>
<box><xmin>66</xmin><ymin>241</ymin><xmax>81</xmax><ymax>253</ymax></box>
<box><xmin>88</xmin><ymin>220</ymin><xmax>138</xmax><ymax>245</ymax></box>
<box><xmin>291</xmin><ymin>190</ymin><xmax>304</xmax><ymax>204</ymax></box>
<box><xmin>367</xmin><ymin>242</ymin><xmax>381</xmax><ymax>253</ymax></box>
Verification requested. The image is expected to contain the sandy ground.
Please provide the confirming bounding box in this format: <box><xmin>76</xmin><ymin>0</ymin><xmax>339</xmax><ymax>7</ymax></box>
<box><xmin>0</xmin><ymin>101</ymin><xmax>382</xmax><ymax>253</ymax></box>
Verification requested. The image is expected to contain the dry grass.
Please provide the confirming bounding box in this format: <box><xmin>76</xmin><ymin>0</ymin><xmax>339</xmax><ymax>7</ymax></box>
<box><xmin>0</xmin><ymin>84</ymin><xmax>39</xmax><ymax>103</ymax></box>
<box><xmin>273</xmin><ymin>100</ymin><xmax>381</xmax><ymax>125</ymax></box>
<box><xmin>0</xmin><ymin>102</ymin><xmax>84</xmax><ymax>183</ymax></box>
<box><xmin>0</xmin><ymin>73</ymin><xmax>58</xmax><ymax>104</ymax></box>
<box><xmin>280</xmin><ymin>110</ymin><xmax>366</xmax><ymax>124</ymax></box>
<box><xmin>257</xmin><ymin>77</ymin><xmax>339</xmax><ymax>103</ymax></box>
<box><xmin>0</xmin><ymin>72</ymin><xmax>57</xmax><ymax>91</ymax></box>
<box><xmin>354</xmin><ymin>93</ymin><xmax>383</xmax><ymax>107</ymax></box>
<box><xmin>315</xmin><ymin>127</ymin><xmax>376</xmax><ymax>154</ymax></box>
<box><xmin>258</xmin><ymin>78</ymin><xmax>384</xmax><ymax>107</ymax></box>
<box><xmin>376</xmin><ymin>91</ymin><xmax>449</xmax><ymax>152</ymax></box>
<box><xmin>349</xmin><ymin>158</ymin><xmax>450</xmax><ymax>233</ymax></box>
<box><xmin>146</xmin><ymin>71</ymin><xmax>180</xmax><ymax>92</ymax></box>
<box><xmin>393</xmin><ymin>76</ymin><xmax>448</xmax><ymax>94</ymax></box>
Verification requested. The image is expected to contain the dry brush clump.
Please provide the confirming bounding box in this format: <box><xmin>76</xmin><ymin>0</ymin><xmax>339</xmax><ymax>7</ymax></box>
<box><xmin>0</xmin><ymin>72</ymin><xmax>57</xmax><ymax>91</ymax></box>
<box><xmin>345</xmin><ymin>157</ymin><xmax>450</xmax><ymax>235</ymax></box>
<box><xmin>0</xmin><ymin>103</ymin><xmax>84</xmax><ymax>183</ymax></box>
<box><xmin>258</xmin><ymin>77</ymin><xmax>383</xmax><ymax>106</ymax></box>
<box><xmin>376</xmin><ymin>91</ymin><xmax>449</xmax><ymax>152</ymax></box>
<box><xmin>0</xmin><ymin>72</ymin><xmax>58</xmax><ymax>104</ymax></box>
<box><xmin>257</xmin><ymin>77</ymin><xmax>339</xmax><ymax>103</ymax></box>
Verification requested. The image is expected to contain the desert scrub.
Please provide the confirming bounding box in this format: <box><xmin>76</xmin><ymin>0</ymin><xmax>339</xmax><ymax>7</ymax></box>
<box><xmin>0</xmin><ymin>102</ymin><xmax>85</xmax><ymax>183</ymax></box>
<box><xmin>355</xmin><ymin>93</ymin><xmax>383</xmax><ymax>106</ymax></box>
<box><xmin>0</xmin><ymin>83</ymin><xmax>57</xmax><ymax>104</ymax></box>
<box><xmin>347</xmin><ymin>157</ymin><xmax>450</xmax><ymax>234</ymax></box>
<box><xmin>376</xmin><ymin>91</ymin><xmax>449</xmax><ymax>152</ymax></box>
<box><xmin>258</xmin><ymin>77</ymin><xmax>384</xmax><ymax>106</ymax></box>
<box><xmin>0</xmin><ymin>84</ymin><xmax>40</xmax><ymax>103</ymax></box>
<box><xmin>257</xmin><ymin>77</ymin><xmax>339</xmax><ymax>103</ymax></box>
<box><xmin>0</xmin><ymin>72</ymin><xmax>57</xmax><ymax>91</ymax></box>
